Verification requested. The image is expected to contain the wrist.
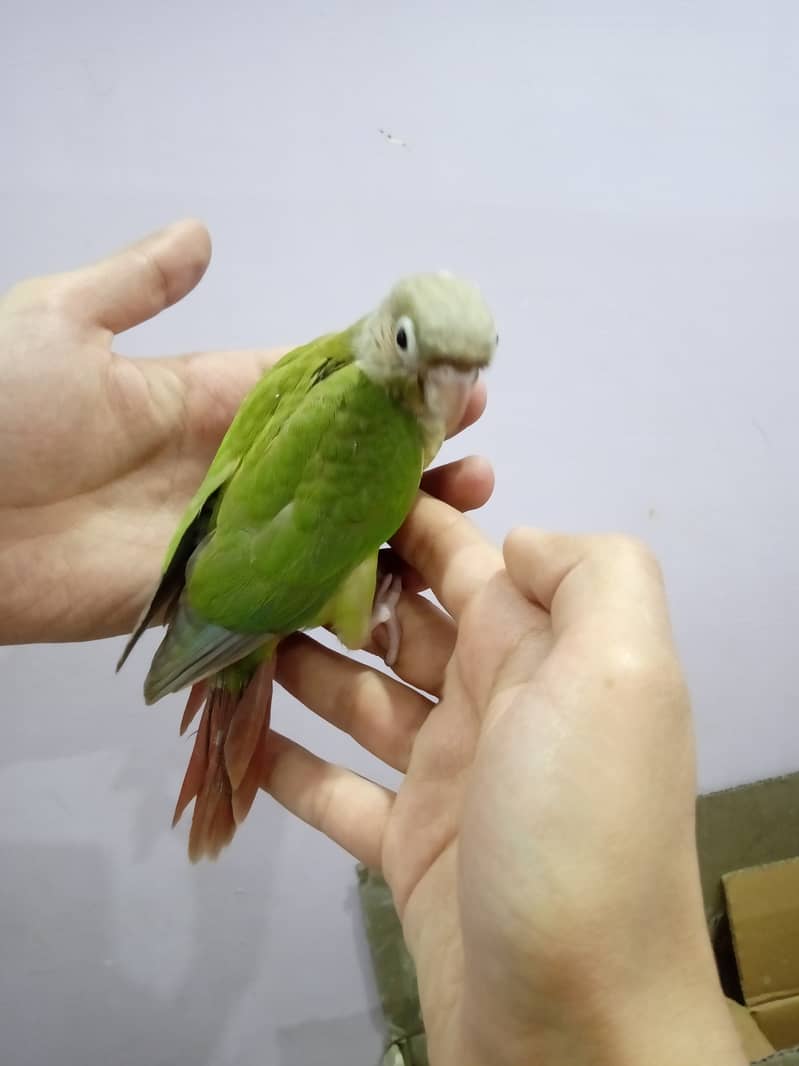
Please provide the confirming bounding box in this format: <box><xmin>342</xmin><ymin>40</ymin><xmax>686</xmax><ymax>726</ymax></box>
<box><xmin>587</xmin><ymin>971</ymin><xmax>749</xmax><ymax>1066</ymax></box>
<box><xmin>453</xmin><ymin>923</ymin><xmax>749</xmax><ymax>1066</ymax></box>
<box><xmin>455</xmin><ymin>981</ymin><xmax>747</xmax><ymax>1066</ymax></box>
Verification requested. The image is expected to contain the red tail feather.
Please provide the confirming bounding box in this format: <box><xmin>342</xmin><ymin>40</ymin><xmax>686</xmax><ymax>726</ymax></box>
<box><xmin>179</xmin><ymin>681</ymin><xmax>208</xmax><ymax>736</ymax></box>
<box><xmin>172</xmin><ymin>660</ymin><xmax>275</xmax><ymax>861</ymax></box>
<box><xmin>224</xmin><ymin>662</ymin><xmax>274</xmax><ymax>789</ymax></box>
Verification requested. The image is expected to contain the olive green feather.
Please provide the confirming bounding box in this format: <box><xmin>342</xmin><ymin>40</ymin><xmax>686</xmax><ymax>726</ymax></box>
<box><xmin>116</xmin><ymin>270</ymin><xmax>497</xmax><ymax>862</ymax></box>
<box><xmin>120</xmin><ymin>327</ymin><xmax>424</xmax><ymax>701</ymax></box>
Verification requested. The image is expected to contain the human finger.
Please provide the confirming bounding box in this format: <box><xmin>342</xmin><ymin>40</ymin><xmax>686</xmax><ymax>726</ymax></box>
<box><xmin>445</xmin><ymin>375</ymin><xmax>487</xmax><ymax>438</ymax></box>
<box><xmin>420</xmin><ymin>455</ymin><xmax>494</xmax><ymax>514</ymax></box>
<box><xmin>503</xmin><ymin>528</ymin><xmax>673</xmax><ymax>644</ymax></box>
<box><xmin>261</xmin><ymin>731</ymin><xmax>393</xmax><ymax>870</ymax></box>
<box><xmin>276</xmin><ymin>635</ymin><xmax>434</xmax><ymax>772</ymax></box>
<box><xmin>365</xmin><ymin>590</ymin><xmax>456</xmax><ymax>696</ymax></box>
<box><xmin>390</xmin><ymin>494</ymin><xmax>502</xmax><ymax>619</ymax></box>
<box><xmin>382</xmin><ymin>455</ymin><xmax>494</xmax><ymax>595</ymax></box>
<box><xmin>67</xmin><ymin>218</ymin><xmax>212</xmax><ymax>335</ymax></box>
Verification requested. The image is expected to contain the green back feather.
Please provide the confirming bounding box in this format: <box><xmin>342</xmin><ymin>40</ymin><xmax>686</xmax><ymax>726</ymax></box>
<box><xmin>186</xmin><ymin>358</ymin><xmax>424</xmax><ymax>634</ymax></box>
<box><xmin>160</xmin><ymin>331</ymin><xmax>349</xmax><ymax>572</ymax></box>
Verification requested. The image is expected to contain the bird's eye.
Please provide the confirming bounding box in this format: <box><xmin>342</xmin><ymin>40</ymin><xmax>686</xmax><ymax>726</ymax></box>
<box><xmin>394</xmin><ymin>315</ymin><xmax>417</xmax><ymax>363</ymax></box>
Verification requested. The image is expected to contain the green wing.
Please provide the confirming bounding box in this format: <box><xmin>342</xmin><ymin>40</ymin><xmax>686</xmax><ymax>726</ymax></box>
<box><xmin>116</xmin><ymin>329</ymin><xmax>354</xmax><ymax>671</ymax></box>
<box><xmin>188</xmin><ymin>362</ymin><xmax>424</xmax><ymax>633</ymax></box>
<box><xmin>163</xmin><ymin>331</ymin><xmax>347</xmax><ymax>568</ymax></box>
<box><xmin>140</xmin><ymin>356</ymin><xmax>425</xmax><ymax>700</ymax></box>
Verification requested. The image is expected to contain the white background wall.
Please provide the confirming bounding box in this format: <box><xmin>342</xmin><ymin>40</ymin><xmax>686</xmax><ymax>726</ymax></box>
<box><xmin>2</xmin><ymin>3</ymin><xmax>797</xmax><ymax>1064</ymax></box>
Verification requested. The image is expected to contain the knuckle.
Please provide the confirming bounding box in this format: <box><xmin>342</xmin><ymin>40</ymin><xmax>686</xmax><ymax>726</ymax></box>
<box><xmin>11</xmin><ymin>272</ymin><xmax>89</xmax><ymax>319</ymax></box>
<box><xmin>601</xmin><ymin>641</ymin><xmax>651</xmax><ymax>686</ymax></box>
<box><xmin>311</xmin><ymin>775</ymin><xmax>337</xmax><ymax>836</ymax></box>
<box><xmin>337</xmin><ymin>672</ymin><xmax>365</xmax><ymax>737</ymax></box>
<box><xmin>3</xmin><ymin>276</ymin><xmax>49</xmax><ymax>308</ymax></box>
<box><xmin>503</xmin><ymin>525</ymin><xmax>531</xmax><ymax>557</ymax></box>
<box><xmin>600</xmin><ymin>638</ymin><xmax>684</xmax><ymax>699</ymax></box>
<box><xmin>600</xmin><ymin>533</ymin><xmax>663</xmax><ymax>581</ymax></box>
<box><xmin>136</xmin><ymin>248</ymin><xmax>171</xmax><ymax>311</ymax></box>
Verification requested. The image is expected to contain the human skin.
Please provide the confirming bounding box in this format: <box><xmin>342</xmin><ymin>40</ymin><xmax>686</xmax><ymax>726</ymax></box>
<box><xmin>265</xmin><ymin>503</ymin><xmax>748</xmax><ymax>1066</ymax></box>
<box><xmin>0</xmin><ymin>220</ymin><xmax>490</xmax><ymax>645</ymax></box>
<box><xmin>0</xmin><ymin>221</ymin><xmax>746</xmax><ymax>1065</ymax></box>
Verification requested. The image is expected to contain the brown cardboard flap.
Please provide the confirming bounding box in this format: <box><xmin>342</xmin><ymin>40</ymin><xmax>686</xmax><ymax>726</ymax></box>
<box><xmin>723</xmin><ymin>858</ymin><xmax>799</xmax><ymax>1005</ymax></box>
<box><xmin>697</xmin><ymin>771</ymin><xmax>799</xmax><ymax>934</ymax></box>
<box><xmin>724</xmin><ymin>857</ymin><xmax>799</xmax><ymax>1051</ymax></box>
<box><xmin>752</xmin><ymin>999</ymin><xmax>799</xmax><ymax>1053</ymax></box>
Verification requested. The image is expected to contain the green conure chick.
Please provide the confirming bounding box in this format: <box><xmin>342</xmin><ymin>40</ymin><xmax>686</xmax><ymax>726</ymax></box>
<box><xmin>117</xmin><ymin>272</ymin><xmax>497</xmax><ymax>862</ymax></box>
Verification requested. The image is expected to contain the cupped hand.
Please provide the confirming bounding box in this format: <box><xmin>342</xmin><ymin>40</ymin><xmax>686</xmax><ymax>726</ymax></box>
<box><xmin>0</xmin><ymin>222</ymin><xmax>490</xmax><ymax>644</ymax></box>
<box><xmin>264</xmin><ymin>501</ymin><xmax>747</xmax><ymax>1066</ymax></box>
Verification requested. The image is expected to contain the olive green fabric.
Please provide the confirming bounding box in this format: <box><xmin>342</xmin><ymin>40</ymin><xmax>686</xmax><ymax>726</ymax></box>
<box><xmin>697</xmin><ymin>772</ymin><xmax>799</xmax><ymax>930</ymax></box>
<box><xmin>358</xmin><ymin>771</ymin><xmax>799</xmax><ymax>1066</ymax></box>
<box><xmin>696</xmin><ymin>772</ymin><xmax>799</xmax><ymax>1065</ymax></box>
<box><xmin>357</xmin><ymin>865</ymin><xmax>428</xmax><ymax>1065</ymax></box>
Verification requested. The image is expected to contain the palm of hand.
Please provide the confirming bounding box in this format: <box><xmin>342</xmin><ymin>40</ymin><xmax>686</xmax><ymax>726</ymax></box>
<box><xmin>0</xmin><ymin>265</ymin><xmax>272</xmax><ymax>643</ymax></box>
<box><xmin>3</xmin><ymin>221</ymin><xmax>738</xmax><ymax>1066</ymax></box>
<box><xmin>271</xmin><ymin>502</ymin><xmax>704</xmax><ymax>1063</ymax></box>
<box><xmin>380</xmin><ymin>535</ymin><xmax>545</xmax><ymax>1058</ymax></box>
<box><xmin>0</xmin><ymin>220</ymin><xmax>490</xmax><ymax>651</ymax></box>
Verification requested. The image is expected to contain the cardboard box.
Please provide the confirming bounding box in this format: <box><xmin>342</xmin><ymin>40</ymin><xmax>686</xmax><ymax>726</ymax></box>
<box><xmin>723</xmin><ymin>857</ymin><xmax>799</xmax><ymax>1050</ymax></box>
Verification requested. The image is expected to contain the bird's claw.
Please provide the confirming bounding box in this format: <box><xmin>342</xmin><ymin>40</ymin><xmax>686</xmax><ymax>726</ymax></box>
<box><xmin>370</xmin><ymin>573</ymin><xmax>402</xmax><ymax>667</ymax></box>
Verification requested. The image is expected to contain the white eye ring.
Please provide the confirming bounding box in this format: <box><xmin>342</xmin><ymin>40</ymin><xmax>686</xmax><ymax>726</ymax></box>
<box><xmin>394</xmin><ymin>315</ymin><xmax>417</xmax><ymax>364</ymax></box>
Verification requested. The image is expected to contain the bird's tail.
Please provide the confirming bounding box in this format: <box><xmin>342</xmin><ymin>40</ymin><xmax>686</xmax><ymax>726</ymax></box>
<box><xmin>172</xmin><ymin>657</ymin><xmax>275</xmax><ymax>862</ymax></box>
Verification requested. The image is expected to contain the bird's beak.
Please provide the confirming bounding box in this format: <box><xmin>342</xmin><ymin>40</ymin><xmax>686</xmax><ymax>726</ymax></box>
<box><xmin>423</xmin><ymin>364</ymin><xmax>479</xmax><ymax>436</ymax></box>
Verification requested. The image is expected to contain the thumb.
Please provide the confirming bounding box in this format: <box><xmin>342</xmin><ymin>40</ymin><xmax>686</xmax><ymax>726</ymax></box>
<box><xmin>503</xmin><ymin>528</ymin><xmax>672</xmax><ymax>642</ymax></box>
<box><xmin>63</xmin><ymin>219</ymin><xmax>212</xmax><ymax>335</ymax></box>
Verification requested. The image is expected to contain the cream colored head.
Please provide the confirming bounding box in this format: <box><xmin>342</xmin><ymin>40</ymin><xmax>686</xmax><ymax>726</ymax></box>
<box><xmin>358</xmin><ymin>271</ymin><xmax>497</xmax><ymax>376</ymax></box>
<box><xmin>356</xmin><ymin>271</ymin><xmax>497</xmax><ymax>441</ymax></box>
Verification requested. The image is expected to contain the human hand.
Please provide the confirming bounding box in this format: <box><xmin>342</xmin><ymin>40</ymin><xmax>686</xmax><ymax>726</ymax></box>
<box><xmin>0</xmin><ymin>223</ymin><xmax>489</xmax><ymax>645</ymax></box>
<box><xmin>264</xmin><ymin>502</ymin><xmax>747</xmax><ymax>1066</ymax></box>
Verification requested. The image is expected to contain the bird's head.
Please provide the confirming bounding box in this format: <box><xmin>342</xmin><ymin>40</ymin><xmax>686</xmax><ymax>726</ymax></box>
<box><xmin>356</xmin><ymin>271</ymin><xmax>497</xmax><ymax>437</ymax></box>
